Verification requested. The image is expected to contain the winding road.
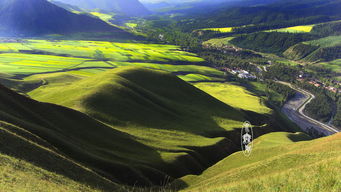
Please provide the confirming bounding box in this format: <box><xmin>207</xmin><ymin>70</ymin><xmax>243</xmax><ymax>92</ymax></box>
<box><xmin>279</xmin><ymin>81</ymin><xmax>340</xmax><ymax>136</ymax></box>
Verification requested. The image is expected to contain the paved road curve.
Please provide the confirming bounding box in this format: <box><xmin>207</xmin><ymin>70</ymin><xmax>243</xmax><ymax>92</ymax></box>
<box><xmin>279</xmin><ymin>82</ymin><xmax>340</xmax><ymax>136</ymax></box>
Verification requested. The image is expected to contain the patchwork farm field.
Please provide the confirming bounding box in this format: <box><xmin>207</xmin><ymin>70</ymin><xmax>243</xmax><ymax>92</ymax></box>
<box><xmin>0</xmin><ymin>39</ymin><xmax>226</xmax><ymax>82</ymax></box>
<box><xmin>0</xmin><ymin>40</ymin><xmax>204</xmax><ymax>62</ymax></box>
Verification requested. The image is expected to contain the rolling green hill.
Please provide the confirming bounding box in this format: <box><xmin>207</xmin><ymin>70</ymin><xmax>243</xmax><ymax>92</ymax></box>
<box><xmin>1</xmin><ymin>67</ymin><xmax>295</xmax><ymax>189</ymax></box>
<box><xmin>284</xmin><ymin>36</ymin><xmax>341</xmax><ymax>62</ymax></box>
<box><xmin>179</xmin><ymin>0</ymin><xmax>341</xmax><ymax>32</ymax></box>
<box><xmin>0</xmin><ymin>0</ymin><xmax>129</xmax><ymax>37</ymax></box>
<box><xmin>194</xmin><ymin>82</ymin><xmax>271</xmax><ymax>114</ymax></box>
<box><xmin>230</xmin><ymin>32</ymin><xmax>316</xmax><ymax>55</ymax></box>
<box><xmin>0</xmin><ymin>121</ymin><xmax>120</xmax><ymax>192</ymax></box>
<box><xmin>178</xmin><ymin>132</ymin><xmax>341</xmax><ymax>192</ymax></box>
<box><xmin>0</xmin><ymin>78</ymin><xmax>171</xmax><ymax>186</ymax></box>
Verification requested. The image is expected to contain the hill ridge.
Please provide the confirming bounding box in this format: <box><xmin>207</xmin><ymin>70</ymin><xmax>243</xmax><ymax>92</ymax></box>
<box><xmin>0</xmin><ymin>0</ymin><xmax>130</xmax><ymax>36</ymax></box>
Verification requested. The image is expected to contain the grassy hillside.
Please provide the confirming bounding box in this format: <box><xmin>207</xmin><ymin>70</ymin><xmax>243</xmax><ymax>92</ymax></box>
<box><xmin>0</xmin><ymin>121</ymin><xmax>120</xmax><ymax>192</ymax></box>
<box><xmin>179</xmin><ymin>132</ymin><xmax>341</xmax><ymax>192</ymax></box>
<box><xmin>0</xmin><ymin>67</ymin><xmax>280</xmax><ymax>188</ymax></box>
<box><xmin>0</xmin><ymin>78</ymin><xmax>175</xmax><ymax>186</ymax></box>
<box><xmin>194</xmin><ymin>82</ymin><xmax>271</xmax><ymax>114</ymax></box>
<box><xmin>230</xmin><ymin>32</ymin><xmax>316</xmax><ymax>55</ymax></box>
<box><xmin>318</xmin><ymin>59</ymin><xmax>341</xmax><ymax>80</ymax></box>
<box><xmin>25</xmin><ymin>67</ymin><xmax>295</xmax><ymax>185</ymax></box>
<box><xmin>198</xmin><ymin>27</ymin><xmax>233</xmax><ymax>33</ymax></box>
<box><xmin>284</xmin><ymin>36</ymin><xmax>341</xmax><ymax>62</ymax></box>
<box><xmin>203</xmin><ymin>37</ymin><xmax>235</xmax><ymax>48</ymax></box>
<box><xmin>179</xmin><ymin>0</ymin><xmax>341</xmax><ymax>32</ymax></box>
<box><xmin>0</xmin><ymin>0</ymin><xmax>127</xmax><ymax>37</ymax></box>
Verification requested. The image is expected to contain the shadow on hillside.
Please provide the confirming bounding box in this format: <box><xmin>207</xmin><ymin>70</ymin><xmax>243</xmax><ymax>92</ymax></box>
<box><xmin>0</xmin><ymin>84</ymin><xmax>188</xmax><ymax>189</ymax></box>
<box><xmin>287</xmin><ymin>132</ymin><xmax>312</xmax><ymax>142</ymax></box>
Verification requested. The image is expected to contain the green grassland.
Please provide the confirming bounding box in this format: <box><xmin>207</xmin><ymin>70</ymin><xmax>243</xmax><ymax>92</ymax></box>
<box><xmin>203</xmin><ymin>37</ymin><xmax>235</xmax><ymax>47</ymax></box>
<box><xmin>2</xmin><ymin>67</ymin><xmax>290</xmax><ymax>188</ymax></box>
<box><xmin>304</xmin><ymin>36</ymin><xmax>341</xmax><ymax>47</ymax></box>
<box><xmin>178</xmin><ymin>74</ymin><xmax>225</xmax><ymax>82</ymax></box>
<box><xmin>179</xmin><ymin>132</ymin><xmax>341</xmax><ymax>192</ymax></box>
<box><xmin>0</xmin><ymin>122</ymin><xmax>120</xmax><ymax>192</ymax></box>
<box><xmin>22</xmin><ymin>67</ymin><xmax>253</xmax><ymax>184</ymax></box>
<box><xmin>319</xmin><ymin>59</ymin><xmax>341</xmax><ymax>72</ymax></box>
<box><xmin>248</xmin><ymin>81</ymin><xmax>289</xmax><ymax>106</ymax></box>
<box><xmin>194</xmin><ymin>82</ymin><xmax>271</xmax><ymax>114</ymax></box>
<box><xmin>90</xmin><ymin>12</ymin><xmax>114</xmax><ymax>23</ymax></box>
<box><xmin>284</xmin><ymin>36</ymin><xmax>341</xmax><ymax>62</ymax></box>
<box><xmin>25</xmin><ymin>67</ymin><xmax>298</xmax><ymax>185</ymax></box>
<box><xmin>317</xmin><ymin>59</ymin><xmax>341</xmax><ymax>80</ymax></box>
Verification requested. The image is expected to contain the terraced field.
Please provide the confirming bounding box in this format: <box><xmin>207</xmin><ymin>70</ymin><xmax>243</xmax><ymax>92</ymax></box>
<box><xmin>0</xmin><ymin>39</ymin><xmax>225</xmax><ymax>82</ymax></box>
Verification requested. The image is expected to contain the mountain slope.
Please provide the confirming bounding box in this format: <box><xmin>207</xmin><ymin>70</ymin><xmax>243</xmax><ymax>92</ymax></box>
<box><xmin>0</xmin><ymin>67</ymin><xmax>272</xmax><ymax>187</ymax></box>
<box><xmin>0</xmin><ymin>121</ymin><xmax>119</xmax><ymax>191</ymax></box>
<box><xmin>54</xmin><ymin>0</ymin><xmax>150</xmax><ymax>16</ymax></box>
<box><xmin>0</xmin><ymin>0</ymin><xmax>128</xmax><ymax>36</ymax></box>
<box><xmin>284</xmin><ymin>36</ymin><xmax>341</xmax><ymax>62</ymax></box>
<box><xmin>180</xmin><ymin>0</ymin><xmax>341</xmax><ymax>31</ymax></box>
<box><xmin>0</xmin><ymin>79</ymin><xmax>164</xmax><ymax>186</ymax></box>
<box><xmin>26</xmin><ymin>67</ymin><xmax>295</xmax><ymax>185</ymax></box>
<box><xmin>179</xmin><ymin>132</ymin><xmax>341</xmax><ymax>192</ymax></box>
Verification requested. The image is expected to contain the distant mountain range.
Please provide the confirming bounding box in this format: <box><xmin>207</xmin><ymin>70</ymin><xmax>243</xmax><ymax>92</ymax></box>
<box><xmin>0</xmin><ymin>0</ymin><xmax>129</xmax><ymax>36</ymax></box>
<box><xmin>178</xmin><ymin>0</ymin><xmax>341</xmax><ymax>31</ymax></box>
<box><xmin>54</xmin><ymin>0</ymin><xmax>151</xmax><ymax>16</ymax></box>
<box><xmin>143</xmin><ymin>0</ymin><xmax>283</xmax><ymax>13</ymax></box>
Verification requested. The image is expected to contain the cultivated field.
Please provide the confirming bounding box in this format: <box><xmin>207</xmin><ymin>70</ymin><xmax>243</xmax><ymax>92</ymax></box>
<box><xmin>0</xmin><ymin>39</ymin><xmax>225</xmax><ymax>82</ymax></box>
<box><xmin>267</xmin><ymin>25</ymin><xmax>314</xmax><ymax>33</ymax></box>
<box><xmin>200</xmin><ymin>27</ymin><xmax>234</xmax><ymax>33</ymax></box>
